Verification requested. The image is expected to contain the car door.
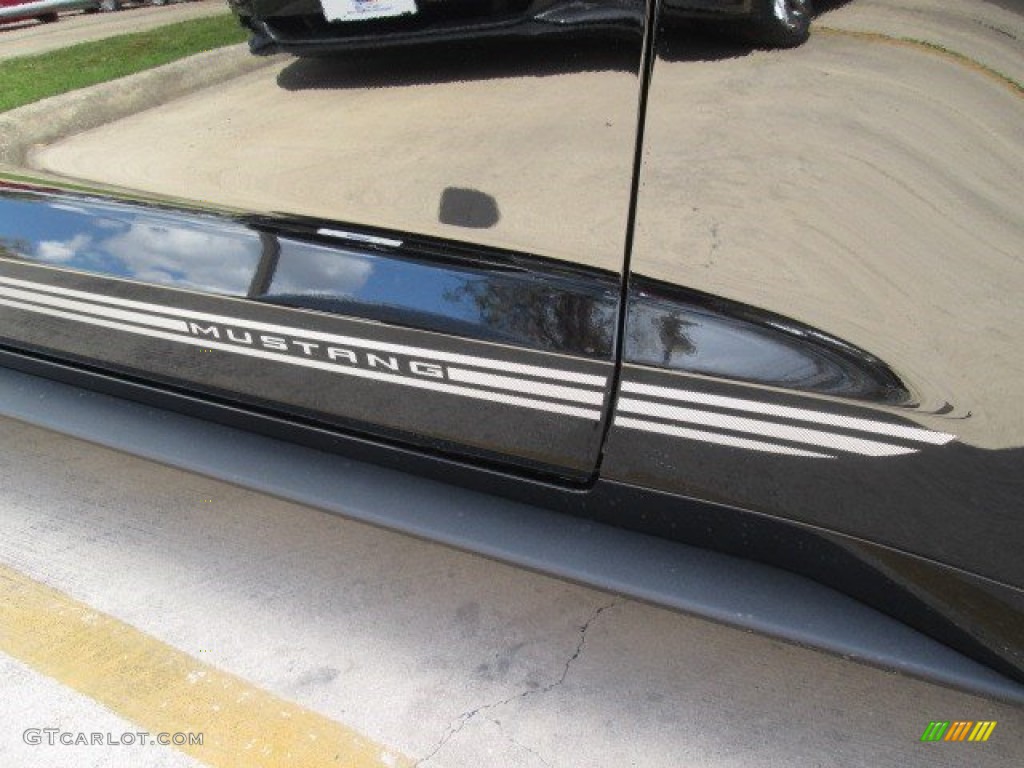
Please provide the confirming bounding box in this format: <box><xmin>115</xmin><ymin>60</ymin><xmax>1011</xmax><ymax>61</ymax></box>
<box><xmin>0</xmin><ymin>1</ymin><xmax>650</xmax><ymax>481</ymax></box>
<box><xmin>604</xmin><ymin>0</ymin><xmax>1024</xmax><ymax>610</ymax></box>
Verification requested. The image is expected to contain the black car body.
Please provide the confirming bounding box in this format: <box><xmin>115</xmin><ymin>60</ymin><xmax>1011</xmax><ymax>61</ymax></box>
<box><xmin>231</xmin><ymin>0</ymin><xmax>811</xmax><ymax>54</ymax></box>
<box><xmin>0</xmin><ymin>0</ymin><xmax>1021</xmax><ymax>699</ymax></box>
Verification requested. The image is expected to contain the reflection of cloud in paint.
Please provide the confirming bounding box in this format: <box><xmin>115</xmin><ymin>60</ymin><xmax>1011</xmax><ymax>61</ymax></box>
<box><xmin>102</xmin><ymin>219</ymin><xmax>261</xmax><ymax>294</ymax></box>
<box><xmin>46</xmin><ymin>202</ymin><xmax>93</xmax><ymax>216</ymax></box>
<box><xmin>270</xmin><ymin>243</ymin><xmax>374</xmax><ymax>297</ymax></box>
<box><xmin>36</xmin><ymin>233</ymin><xmax>92</xmax><ymax>264</ymax></box>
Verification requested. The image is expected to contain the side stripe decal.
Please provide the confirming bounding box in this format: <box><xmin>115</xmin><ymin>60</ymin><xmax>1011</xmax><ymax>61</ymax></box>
<box><xmin>614</xmin><ymin>417</ymin><xmax>834</xmax><ymax>459</ymax></box>
<box><xmin>0</xmin><ymin>274</ymin><xmax>962</xmax><ymax>449</ymax></box>
<box><xmin>621</xmin><ymin>382</ymin><xmax>955</xmax><ymax>444</ymax></box>
<box><xmin>0</xmin><ymin>274</ymin><xmax>606</xmax><ymax>386</ymax></box>
<box><xmin>0</xmin><ymin>277</ymin><xmax>608</xmax><ymax>421</ymax></box>
<box><xmin>616</xmin><ymin>382</ymin><xmax>956</xmax><ymax>459</ymax></box>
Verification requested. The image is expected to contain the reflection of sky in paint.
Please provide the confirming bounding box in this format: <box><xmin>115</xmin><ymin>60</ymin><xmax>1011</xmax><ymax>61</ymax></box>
<box><xmin>3</xmin><ymin>196</ymin><xmax>487</xmax><ymax>323</ymax></box>
<box><xmin>272</xmin><ymin>239</ymin><xmax>487</xmax><ymax>325</ymax></box>
<box><xmin>270</xmin><ymin>241</ymin><xmax>374</xmax><ymax>297</ymax></box>
<box><xmin>3</xmin><ymin>197</ymin><xmax>262</xmax><ymax>294</ymax></box>
<box><xmin>3</xmin><ymin>196</ymin><xmax>494</xmax><ymax>322</ymax></box>
<box><xmin>2</xmin><ymin>194</ymin><xmax>610</xmax><ymax>340</ymax></box>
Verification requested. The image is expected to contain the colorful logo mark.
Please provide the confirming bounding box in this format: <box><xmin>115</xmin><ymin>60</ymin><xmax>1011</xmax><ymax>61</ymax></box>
<box><xmin>920</xmin><ymin>721</ymin><xmax>997</xmax><ymax>742</ymax></box>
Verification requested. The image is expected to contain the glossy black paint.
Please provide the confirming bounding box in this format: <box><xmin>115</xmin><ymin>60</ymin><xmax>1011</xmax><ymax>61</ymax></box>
<box><xmin>0</xmin><ymin>187</ymin><xmax>617</xmax><ymax>479</ymax></box>
<box><xmin>2</xmin><ymin>0</ymin><xmax>1021</xmax><ymax>689</ymax></box>
<box><xmin>626</xmin><ymin>277</ymin><xmax>908</xmax><ymax>403</ymax></box>
<box><xmin>609</xmin><ymin>0</ymin><xmax>1024</xmax><ymax>627</ymax></box>
<box><xmin>232</xmin><ymin>0</ymin><xmax>646</xmax><ymax>56</ymax></box>
<box><xmin>3</xmin><ymin>175</ymin><xmax>1023</xmax><ymax>684</ymax></box>
<box><xmin>4</xmin><ymin>359</ymin><xmax>1023</xmax><ymax>702</ymax></box>
<box><xmin>602</xmin><ymin>364</ymin><xmax>1022</xmax><ymax>590</ymax></box>
<box><xmin>663</xmin><ymin>0</ymin><xmax>751</xmax><ymax>14</ymax></box>
<box><xmin>583</xmin><ymin>480</ymin><xmax>1024</xmax><ymax>687</ymax></box>
<box><xmin>251</xmin><ymin>213</ymin><xmax>620</xmax><ymax>358</ymax></box>
<box><xmin>0</xmin><ymin>188</ymin><xmax>620</xmax><ymax>358</ymax></box>
<box><xmin>3</xmin><ymin>342</ymin><xmax>1022</xmax><ymax>687</ymax></box>
<box><xmin>610</xmin><ymin>0</ymin><xmax>1023</xmax><ymax>682</ymax></box>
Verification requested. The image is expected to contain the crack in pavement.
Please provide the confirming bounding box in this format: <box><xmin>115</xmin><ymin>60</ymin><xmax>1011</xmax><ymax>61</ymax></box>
<box><xmin>489</xmin><ymin>717</ymin><xmax>553</xmax><ymax>768</ymax></box>
<box><xmin>413</xmin><ymin>599</ymin><xmax>622</xmax><ymax>766</ymax></box>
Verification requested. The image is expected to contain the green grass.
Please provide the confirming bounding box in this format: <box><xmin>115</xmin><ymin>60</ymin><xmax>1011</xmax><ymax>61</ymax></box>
<box><xmin>0</xmin><ymin>14</ymin><xmax>248</xmax><ymax>113</ymax></box>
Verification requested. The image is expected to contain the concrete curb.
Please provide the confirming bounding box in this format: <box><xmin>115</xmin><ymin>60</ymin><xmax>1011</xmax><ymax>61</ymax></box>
<box><xmin>0</xmin><ymin>43</ymin><xmax>285</xmax><ymax>167</ymax></box>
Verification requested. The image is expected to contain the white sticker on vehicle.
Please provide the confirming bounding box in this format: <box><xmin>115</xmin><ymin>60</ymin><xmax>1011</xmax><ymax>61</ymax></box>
<box><xmin>320</xmin><ymin>0</ymin><xmax>417</xmax><ymax>23</ymax></box>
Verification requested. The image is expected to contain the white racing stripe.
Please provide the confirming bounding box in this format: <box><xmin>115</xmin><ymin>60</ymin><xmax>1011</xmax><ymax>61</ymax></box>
<box><xmin>0</xmin><ymin>296</ymin><xmax>603</xmax><ymax>421</ymax></box>
<box><xmin>615</xmin><ymin>417</ymin><xmax>835</xmax><ymax>459</ymax></box>
<box><xmin>1</xmin><ymin>279</ymin><xmax>601</xmax><ymax>407</ymax></box>
<box><xmin>0</xmin><ymin>284</ymin><xmax>188</xmax><ymax>333</ymax></box>
<box><xmin>617</xmin><ymin>397</ymin><xmax>917</xmax><ymax>457</ymax></box>
<box><xmin>447</xmin><ymin>367</ymin><xmax>605</xmax><ymax>406</ymax></box>
<box><xmin>0</xmin><ymin>274</ymin><xmax>607</xmax><ymax>387</ymax></box>
<box><xmin>621</xmin><ymin>381</ymin><xmax>954</xmax><ymax>445</ymax></box>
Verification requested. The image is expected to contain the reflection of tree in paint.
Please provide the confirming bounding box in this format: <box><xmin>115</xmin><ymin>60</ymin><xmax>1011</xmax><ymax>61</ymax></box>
<box><xmin>654</xmin><ymin>311</ymin><xmax>696</xmax><ymax>364</ymax></box>
<box><xmin>447</xmin><ymin>280</ymin><xmax>614</xmax><ymax>357</ymax></box>
<box><xmin>0</xmin><ymin>237</ymin><xmax>30</xmax><ymax>260</ymax></box>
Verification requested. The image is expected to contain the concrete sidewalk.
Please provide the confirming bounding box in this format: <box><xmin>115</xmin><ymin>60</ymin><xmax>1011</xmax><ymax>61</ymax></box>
<box><xmin>0</xmin><ymin>44</ymin><xmax>283</xmax><ymax>167</ymax></box>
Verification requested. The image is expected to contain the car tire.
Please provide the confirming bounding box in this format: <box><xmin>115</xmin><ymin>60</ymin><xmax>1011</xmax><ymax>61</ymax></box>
<box><xmin>37</xmin><ymin>11</ymin><xmax>59</xmax><ymax>22</ymax></box>
<box><xmin>99</xmin><ymin>0</ymin><xmax>121</xmax><ymax>11</ymax></box>
<box><xmin>749</xmin><ymin>0</ymin><xmax>813</xmax><ymax>48</ymax></box>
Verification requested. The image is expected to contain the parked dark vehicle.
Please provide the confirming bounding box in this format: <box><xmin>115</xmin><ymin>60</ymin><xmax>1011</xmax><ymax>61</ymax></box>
<box><xmin>663</xmin><ymin>0</ymin><xmax>812</xmax><ymax>47</ymax></box>
<box><xmin>230</xmin><ymin>0</ymin><xmax>811</xmax><ymax>55</ymax></box>
<box><xmin>1</xmin><ymin>0</ymin><xmax>1021</xmax><ymax>702</ymax></box>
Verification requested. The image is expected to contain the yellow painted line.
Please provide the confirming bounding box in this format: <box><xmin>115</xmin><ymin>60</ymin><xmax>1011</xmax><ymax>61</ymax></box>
<box><xmin>0</xmin><ymin>562</ymin><xmax>410</xmax><ymax>768</ymax></box>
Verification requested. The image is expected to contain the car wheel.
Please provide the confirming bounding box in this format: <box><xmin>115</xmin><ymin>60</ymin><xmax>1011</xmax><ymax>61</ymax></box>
<box><xmin>750</xmin><ymin>0</ymin><xmax>813</xmax><ymax>48</ymax></box>
<box><xmin>99</xmin><ymin>0</ymin><xmax>121</xmax><ymax>11</ymax></box>
<box><xmin>37</xmin><ymin>11</ymin><xmax>59</xmax><ymax>22</ymax></box>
